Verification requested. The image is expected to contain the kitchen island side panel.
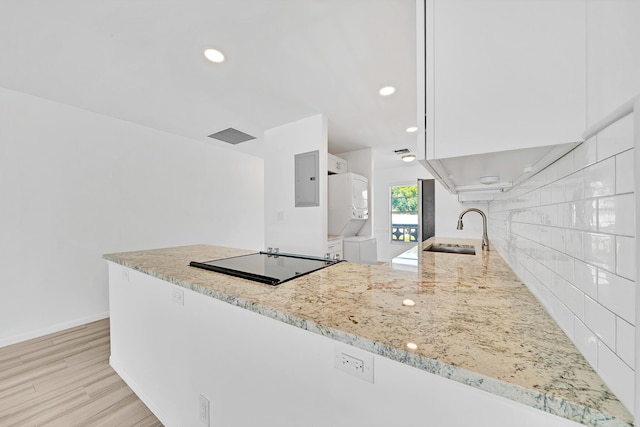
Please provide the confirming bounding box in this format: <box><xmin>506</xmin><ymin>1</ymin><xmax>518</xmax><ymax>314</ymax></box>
<box><xmin>108</xmin><ymin>262</ymin><xmax>582</xmax><ymax>427</ymax></box>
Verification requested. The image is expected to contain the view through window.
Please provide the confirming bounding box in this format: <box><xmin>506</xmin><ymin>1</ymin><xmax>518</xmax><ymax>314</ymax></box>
<box><xmin>391</xmin><ymin>184</ymin><xmax>418</xmax><ymax>243</ymax></box>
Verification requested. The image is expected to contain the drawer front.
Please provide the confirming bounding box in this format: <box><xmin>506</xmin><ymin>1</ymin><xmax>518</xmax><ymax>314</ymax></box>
<box><xmin>327</xmin><ymin>241</ymin><xmax>343</xmax><ymax>252</ymax></box>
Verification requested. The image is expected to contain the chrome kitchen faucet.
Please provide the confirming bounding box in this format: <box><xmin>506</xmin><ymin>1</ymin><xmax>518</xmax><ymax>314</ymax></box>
<box><xmin>457</xmin><ymin>208</ymin><xmax>489</xmax><ymax>250</ymax></box>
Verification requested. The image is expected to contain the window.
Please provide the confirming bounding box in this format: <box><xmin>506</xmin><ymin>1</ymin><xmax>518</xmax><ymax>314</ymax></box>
<box><xmin>390</xmin><ymin>185</ymin><xmax>418</xmax><ymax>243</ymax></box>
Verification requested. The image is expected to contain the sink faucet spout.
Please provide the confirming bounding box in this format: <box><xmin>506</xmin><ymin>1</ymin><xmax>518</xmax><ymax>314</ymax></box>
<box><xmin>457</xmin><ymin>208</ymin><xmax>490</xmax><ymax>250</ymax></box>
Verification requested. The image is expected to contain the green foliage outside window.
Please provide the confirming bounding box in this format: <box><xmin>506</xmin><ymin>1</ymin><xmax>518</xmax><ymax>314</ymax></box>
<box><xmin>391</xmin><ymin>185</ymin><xmax>418</xmax><ymax>212</ymax></box>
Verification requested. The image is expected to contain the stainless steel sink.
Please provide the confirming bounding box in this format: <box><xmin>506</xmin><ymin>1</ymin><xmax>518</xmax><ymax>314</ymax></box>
<box><xmin>424</xmin><ymin>244</ymin><xmax>476</xmax><ymax>255</ymax></box>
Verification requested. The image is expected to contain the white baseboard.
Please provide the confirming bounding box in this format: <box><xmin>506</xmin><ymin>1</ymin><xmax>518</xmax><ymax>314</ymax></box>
<box><xmin>109</xmin><ymin>357</ymin><xmax>169</xmax><ymax>425</ymax></box>
<box><xmin>0</xmin><ymin>311</ymin><xmax>110</xmax><ymax>348</ymax></box>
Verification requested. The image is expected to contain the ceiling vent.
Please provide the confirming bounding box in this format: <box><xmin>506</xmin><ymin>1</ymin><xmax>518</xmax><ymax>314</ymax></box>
<box><xmin>207</xmin><ymin>128</ymin><xmax>256</xmax><ymax>145</ymax></box>
<box><xmin>394</xmin><ymin>148</ymin><xmax>410</xmax><ymax>155</ymax></box>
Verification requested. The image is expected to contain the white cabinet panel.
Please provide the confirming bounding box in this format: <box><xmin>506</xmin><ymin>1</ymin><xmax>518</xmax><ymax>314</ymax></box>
<box><xmin>586</xmin><ymin>0</ymin><xmax>640</xmax><ymax>126</ymax></box>
<box><xmin>327</xmin><ymin>153</ymin><xmax>348</xmax><ymax>174</ymax></box>
<box><xmin>419</xmin><ymin>0</ymin><xmax>587</xmax><ymax>160</ymax></box>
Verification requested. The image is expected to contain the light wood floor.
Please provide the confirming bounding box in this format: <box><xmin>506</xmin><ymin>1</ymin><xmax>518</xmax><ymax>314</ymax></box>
<box><xmin>0</xmin><ymin>318</ymin><xmax>162</xmax><ymax>426</ymax></box>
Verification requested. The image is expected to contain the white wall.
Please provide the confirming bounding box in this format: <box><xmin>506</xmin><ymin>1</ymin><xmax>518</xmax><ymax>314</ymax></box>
<box><xmin>489</xmin><ymin>112</ymin><xmax>636</xmax><ymax>412</ymax></box>
<box><xmin>334</xmin><ymin>149</ymin><xmax>373</xmax><ymax>237</ymax></box>
<box><xmin>372</xmin><ymin>155</ymin><xmax>487</xmax><ymax>262</ymax></box>
<box><xmin>264</xmin><ymin>115</ymin><xmax>328</xmax><ymax>257</ymax></box>
<box><xmin>0</xmin><ymin>87</ymin><xmax>265</xmax><ymax>347</ymax></box>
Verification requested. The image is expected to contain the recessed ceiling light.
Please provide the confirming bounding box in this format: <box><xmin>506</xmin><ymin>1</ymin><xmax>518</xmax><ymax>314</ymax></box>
<box><xmin>401</xmin><ymin>154</ymin><xmax>416</xmax><ymax>162</ymax></box>
<box><xmin>479</xmin><ymin>176</ymin><xmax>500</xmax><ymax>185</ymax></box>
<box><xmin>379</xmin><ymin>86</ymin><xmax>395</xmax><ymax>96</ymax></box>
<box><xmin>204</xmin><ymin>48</ymin><xmax>225</xmax><ymax>63</ymax></box>
<box><xmin>406</xmin><ymin>126</ymin><xmax>418</xmax><ymax>133</ymax></box>
<box><xmin>406</xmin><ymin>342</ymin><xmax>418</xmax><ymax>350</ymax></box>
<box><xmin>402</xmin><ymin>299</ymin><xmax>416</xmax><ymax>306</ymax></box>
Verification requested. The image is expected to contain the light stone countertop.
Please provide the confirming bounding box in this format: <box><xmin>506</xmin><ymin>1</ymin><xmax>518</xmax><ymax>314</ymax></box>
<box><xmin>103</xmin><ymin>238</ymin><xmax>633</xmax><ymax>427</ymax></box>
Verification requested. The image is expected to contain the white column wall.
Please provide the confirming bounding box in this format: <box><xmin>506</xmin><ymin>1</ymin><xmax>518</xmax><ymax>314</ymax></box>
<box><xmin>264</xmin><ymin>114</ymin><xmax>328</xmax><ymax>257</ymax></box>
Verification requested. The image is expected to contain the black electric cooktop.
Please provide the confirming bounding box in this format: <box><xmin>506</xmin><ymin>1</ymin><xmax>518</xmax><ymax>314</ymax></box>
<box><xmin>189</xmin><ymin>251</ymin><xmax>341</xmax><ymax>286</ymax></box>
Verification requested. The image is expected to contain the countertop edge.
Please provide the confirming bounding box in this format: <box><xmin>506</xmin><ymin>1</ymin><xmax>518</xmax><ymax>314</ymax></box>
<box><xmin>103</xmin><ymin>255</ymin><xmax>632</xmax><ymax>427</ymax></box>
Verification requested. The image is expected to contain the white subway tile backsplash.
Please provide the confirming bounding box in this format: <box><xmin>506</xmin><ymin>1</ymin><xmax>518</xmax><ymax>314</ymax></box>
<box><xmin>556</xmin><ymin>152</ymin><xmax>574</xmax><ymax>179</ymax></box>
<box><xmin>583</xmin><ymin>233</ymin><xmax>616</xmax><ymax>272</ymax></box>
<box><xmin>616</xmin><ymin>317</ymin><xmax>635</xmax><ymax>368</ymax></box>
<box><xmin>556</xmin><ymin>252</ymin><xmax>574</xmax><ymax>284</ymax></box>
<box><xmin>565</xmin><ymin>283</ymin><xmax>585</xmax><ymax>320</ymax></box>
<box><xmin>545</xmin><ymin>160</ymin><xmax>560</xmax><ymax>184</ymax></box>
<box><xmin>539</xmin><ymin>225</ymin><xmax>552</xmax><ymax>247</ymax></box>
<box><xmin>540</xmin><ymin>185</ymin><xmax>553</xmax><ymax>206</ymax></box>
<box><xmin>583</xmin><ymin>157</ymin><xmax>616</xmax><ymax>198</ymax></box>
<box><xmin>549</xmin><ymin>226</ymin><xmax>565</xmax><ymax>251</ymax></box>
<box><xmin>584</xmin><ymin>296</ymin><xmax>616</xmax><ymax>349</ymax></box>
<box><xmin>548</xmin><ymin>271</ymin><xmax>567</xmax><ymax>301</ymax></box>
<box><xmin>575</xmin><ymin>318</ymin><xmax>598</xmax><ymax>369</ymax></box>
<box><xmin>598</xmin><ymin>342</ymin><xmax>635</xmax><ymax>413</ymax></box>
<box><xmin>598</xmin><ymin>194</ymin><xmax>635</xmax><ymax>237</ymax></box>
<box><xmin>564</xmin><ymin>170</ymin><xmax>584</xmax><ymax>202</ymax></box>
<box><xmin>554</xmin><ymin>204</ymin><xmax>565</xmax><ymax>228</ymax></box>
<box><xmin>597</xmin><ymin>270</ymin><xmax>636</xmax><ymax>325</ymax></box>
<box><xmin>616</xmin><ymin>236</ymin><xmax>636</xmax><ymax>281</ymax></box>
<box><xmin>563</xmin><ymin>202</ymin><xmax>578</xmax><ymax>230</ymax></box>
<box><xmin>564</xmin><ymin>229</ymin><xmax>584</xmax><ymax>260</ymax></box>
<box><xmin>616</xmin><ymin>149</ymin><xmax>635</xmax><ymax>195</ymax></box>
<box><xmin>573</xmin><ymin>199</ymin><xmax>598</xmax><ymax>232</ymax></box>
<box><xmin>573</xmin><ymin>260</ymin><xmax>598</xmax><ymax>299</ymax></box>
<box><xmin>551</xmin><ymin>180</ymin><xmax>565</xmax><ymax>205</ymax></box>
<box><xmin>597</xmin><ymin>114</ymin><xmax>634</xmax><ymax>161</ymax></box>
<box><xmin>573</xmin><ymin>136</ymin><xmax>598</xmax><ymax>171</ymax></box>
<box><xmin>488</xmin><ymin>117</ymin><xmax>635</xmax><ymax>410</ymax></box>
<box><xmin>548</xmin><ymin>294</ymin><xmax>575</xmax><ymax>340</ymax></box>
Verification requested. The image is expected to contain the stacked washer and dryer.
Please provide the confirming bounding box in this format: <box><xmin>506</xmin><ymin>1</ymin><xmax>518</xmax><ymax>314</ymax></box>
<box><xmin>327</xmin><ymin>172</ymin><xmax>377</xmax><ymax>265</ymax></box>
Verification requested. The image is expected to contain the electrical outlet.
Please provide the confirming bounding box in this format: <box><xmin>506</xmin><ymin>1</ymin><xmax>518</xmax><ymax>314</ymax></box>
<box><xmin>334</xmin><ymin>346</ymin><xmax>374</xmax><ymax>383</ymax></box>
<box><xmin>199</xmin><ymin>394</ymin><xmax>210</xmax><ymax>426</ymax></box>
<box><xmin>340</xmin><ymin>353</ymin><xmax>364</xmax><ymax>373</ymax></box>
<box><xmin>171</xmin><ymin>287</ymin><xmax>184</xmax><ymax>306</ymax></box>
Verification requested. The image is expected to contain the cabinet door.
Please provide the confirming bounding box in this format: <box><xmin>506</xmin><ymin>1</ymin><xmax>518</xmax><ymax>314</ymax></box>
<box><xmin>586</xmin><ymin>0</ymin><xmax>640</xmax><ymax>124</ymax></box>
<box><xmin>328</xmin><ymin>153</ymin><xmax>348</xmax><ymax>174</ymax></box>
<box><xmin>295</xmin><ymin>151</ymin><xmax>319</xmax><ymax>207</ymax></box>
<box><xmin>420</xmin><ymin>0</ymin><xmax>586</xmax><ymax>160</ymax></box>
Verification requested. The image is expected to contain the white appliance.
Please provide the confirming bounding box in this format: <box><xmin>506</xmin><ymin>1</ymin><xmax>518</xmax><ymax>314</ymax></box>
<box><xmin>328</xmin><ymin>172</ymin><xmax>368</xmax><ymax>237</ymax></box>
<box><xmin>343</xmin><ymin>236</ymin><xmax>378</xmax><ymax>265</ymax></box>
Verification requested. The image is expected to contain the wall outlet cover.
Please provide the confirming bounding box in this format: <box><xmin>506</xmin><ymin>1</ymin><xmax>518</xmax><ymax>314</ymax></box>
<box><xmin>334</xmin><ymin>344</ymin><xmax>374</xmax><ymax>383</ymax></box>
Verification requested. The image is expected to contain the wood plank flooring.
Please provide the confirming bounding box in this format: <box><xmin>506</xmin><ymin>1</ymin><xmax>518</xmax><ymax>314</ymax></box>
<box><xmin>0</xmin><ymin>318</ymin><xmax>162</xmax><ymax>426</ymax></box>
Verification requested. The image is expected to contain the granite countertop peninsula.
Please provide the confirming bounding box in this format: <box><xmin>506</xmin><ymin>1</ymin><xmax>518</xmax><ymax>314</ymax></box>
<box><xmin>104</xmin><ymin>238</ymin><xmax>633</xmax><ymax>427</ymax></box>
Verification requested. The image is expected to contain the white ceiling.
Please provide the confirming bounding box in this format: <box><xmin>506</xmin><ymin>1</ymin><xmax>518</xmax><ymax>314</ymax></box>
<box><xmin>0</xmin><ymin>0</ymin><xmax>417</xmax><ymax>165</ymax></box>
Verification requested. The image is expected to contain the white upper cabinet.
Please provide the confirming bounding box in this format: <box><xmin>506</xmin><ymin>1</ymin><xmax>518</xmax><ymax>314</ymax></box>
<box><xmin>418</xmin><ymin>0</ymin><xmax>587</xmax><ymax>161</ymax></box>
<box><xmin>327</xmin><ymin>153</ymin><xmax>348</xmax><ymax>174</ymax></box>
<box><xmin>586</xmin><ymin>0</ymin><xmax>640</xmax><ymax>126</ymax></box>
